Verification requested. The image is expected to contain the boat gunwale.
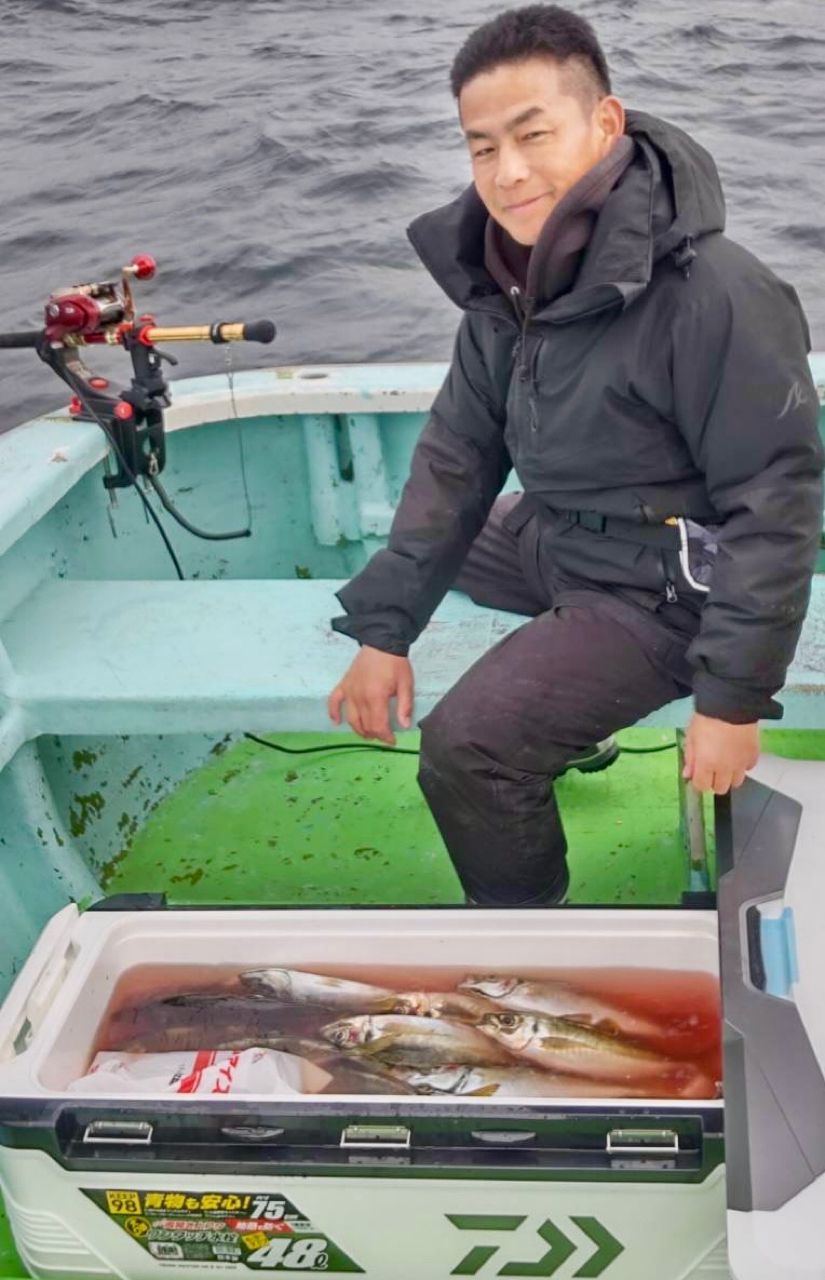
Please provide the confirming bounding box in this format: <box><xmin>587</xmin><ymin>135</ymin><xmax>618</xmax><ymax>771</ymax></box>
<box><xmin>0</xmin><ymin>361</ymin><xmax>449</xmax><ymax>563</ymax></box>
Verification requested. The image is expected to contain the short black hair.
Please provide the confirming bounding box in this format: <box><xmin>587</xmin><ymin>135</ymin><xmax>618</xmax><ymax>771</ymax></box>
<box><xmin>450</xmin><ymin>5</ymin><xmax>612</xmax><ymax>105</ymax></box>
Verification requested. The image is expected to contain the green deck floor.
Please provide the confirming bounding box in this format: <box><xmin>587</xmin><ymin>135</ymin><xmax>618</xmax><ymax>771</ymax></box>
<box><xmin>3</xmin><ymin>729</ymin><xmax>825</xmax><ymax>1276</ymax></box>
<box><xmin>104</xmin><ymin>728</ymin><xmax>701</xmax><ymax>906</ymax></box>
<box><xmin>0</xmin><ymin>1211</ymin><xmax>21</xmax><ymax>1280</ymax></box>
<box><xmin>100</xmin><ymin>728</ymin><xmax>825</xmax><ymax>907</ymax></box>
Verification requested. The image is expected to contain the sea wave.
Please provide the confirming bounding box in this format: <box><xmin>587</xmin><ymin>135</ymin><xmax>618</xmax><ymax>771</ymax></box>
<box><xmin>1</xmin><ymin>0</ymin><xmax>823</xmax><ymax>429</ymax></box>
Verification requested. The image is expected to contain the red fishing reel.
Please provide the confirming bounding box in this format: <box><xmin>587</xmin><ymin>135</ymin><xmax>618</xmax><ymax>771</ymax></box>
<box><xmin>42</xmin><ymin>255</ymin><xmax>157</xmax><ymax>344</ymax></box>
<box><xmin>0</xmin><ymin>255</ymin><xmax>276</xmax><ymax>544</ymax></box>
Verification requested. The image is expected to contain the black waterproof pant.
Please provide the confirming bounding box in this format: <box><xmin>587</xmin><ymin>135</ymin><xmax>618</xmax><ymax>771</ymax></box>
<box><xmin>418</xmin><ymin>495</ymin><xmax>699</xmax><ymax>906</ymax></box>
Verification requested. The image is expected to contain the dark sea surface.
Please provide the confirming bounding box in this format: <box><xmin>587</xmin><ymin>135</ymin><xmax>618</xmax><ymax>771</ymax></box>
<box><xmin>1</xmin><ymin>0</ymin><xmax>823</xmax><ymax>429</ymax></box>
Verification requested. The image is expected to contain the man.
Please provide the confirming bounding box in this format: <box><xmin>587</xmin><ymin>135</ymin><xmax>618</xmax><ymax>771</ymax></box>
<box><xmin>328</xmin><ymin>5</ymin><xmax>823</xmax><ymax>907</ymax></box>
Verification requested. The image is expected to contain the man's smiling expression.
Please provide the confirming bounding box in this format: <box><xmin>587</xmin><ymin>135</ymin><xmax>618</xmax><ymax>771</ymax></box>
<box><xmin>459</xmin><ymin>57</ymin><xmax>625</xmax><ymax>246</ymax></box>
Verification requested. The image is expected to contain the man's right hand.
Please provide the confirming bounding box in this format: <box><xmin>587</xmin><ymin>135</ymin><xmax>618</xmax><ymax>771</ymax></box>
<box><xmin>327</xmin><ymin>646</ymin><xmax>415</xmax><ymax>746</ymax></box>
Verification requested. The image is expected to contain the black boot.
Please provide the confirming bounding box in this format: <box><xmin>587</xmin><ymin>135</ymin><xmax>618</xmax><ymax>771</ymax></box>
<box><xmin>558</xmin><ymin>736</ymin><xmax>620</xmax><ymax>776</ymax></box>
<box><xmin>464</xmin><ymin>868</ymin><xmax>570</xmax><ymax>908</ymax></box>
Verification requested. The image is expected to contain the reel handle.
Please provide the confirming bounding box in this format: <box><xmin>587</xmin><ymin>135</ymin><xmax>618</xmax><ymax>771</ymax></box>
<box><xmin>139</xmin><ymin>319</ymin><xmax>276</xmax><ymax>345</ymax></box>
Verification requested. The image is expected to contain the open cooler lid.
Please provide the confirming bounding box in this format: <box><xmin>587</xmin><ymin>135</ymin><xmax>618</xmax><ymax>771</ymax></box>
<box><xmin>717</xmin><ymin>755</ymin><xmax>825</xmax><ymax>1280</ymax></box>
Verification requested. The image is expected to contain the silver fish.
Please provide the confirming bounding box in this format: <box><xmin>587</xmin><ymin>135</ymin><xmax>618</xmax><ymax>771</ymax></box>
<box><xmin>371</xmin><ymin>991</ymin><xmax>498</xmax><ymax>1022</ymax></box>
<box><xmin>214</xmin><ymin>1034</ymin><xmax>336</xmax><ymax>1057</ymax></box>
<box><xmin>459</xmin><ymin>975</ymin><xmax>666</xmax><ymax>1042</ymax></box>
<box><xmin>477</xmin><ymin>1010</ymin><xmax>679</xmax><ymax>1082</ymax></box>
<box><xmin>321</xmin><ymin>1014</ymin><xmax>514</xmax><ymax>1067</ymax></box>
<box><xmin>214</xmin><ymin>1036</ymin><xmax>418</xmax><ymax>1095</ymax></box>
<box><xmin>393</xmin><ymin>1064</ymin><xmax>664</xmax><ymax>1099</ymax></box>
<box><xmin>240</xmin><ymin>968</ymin><xmax>393</xmax><ymax>1009</ymax></box>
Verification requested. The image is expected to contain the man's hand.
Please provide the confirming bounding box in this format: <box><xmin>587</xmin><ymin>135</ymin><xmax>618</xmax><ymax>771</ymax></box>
<box><xmin>683</xmin><ymin>712</ymin><xmax>760</xmax><ymax>794</ymax></box>
<box><xmin>327</xmin><ymin>646</ymin><xmax>414</xmax><ymax>746</ymax></box>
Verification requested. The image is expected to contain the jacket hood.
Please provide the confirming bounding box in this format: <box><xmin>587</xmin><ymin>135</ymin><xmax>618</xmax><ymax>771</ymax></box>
<box><xmin>407</xmin><ymin>110</ymin><xmax>726</xmax><ymax>321</ymax></box>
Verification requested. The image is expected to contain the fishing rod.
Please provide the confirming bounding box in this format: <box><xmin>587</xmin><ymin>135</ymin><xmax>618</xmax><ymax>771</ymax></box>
<box><xmin>0</xmin><ymin>254</ymin><xmax>276</xmax><ymax>542</ymax></box>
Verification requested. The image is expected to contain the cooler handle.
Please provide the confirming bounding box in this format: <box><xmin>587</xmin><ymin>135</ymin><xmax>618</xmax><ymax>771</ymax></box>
<box><xmin>747</xmin><ymin>904</ymin><xmax>799</xmax><ymax>999</ymax></box>
<box><xmin>716</xmin><ymin>782</ymin><xmax>825</xmax><ymax>1213</ymax></box>
<box><xmin>0</xmin><ymin>905</ymin><xmax>79</xmax><ymax>1061</ymax></box>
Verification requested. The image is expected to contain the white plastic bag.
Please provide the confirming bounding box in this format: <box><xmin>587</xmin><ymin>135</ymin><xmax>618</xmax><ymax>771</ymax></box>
<box><xmin>68</xmin><ymin>1047</ymin><xmax>331</xmax><ymax>1095</ymax></box>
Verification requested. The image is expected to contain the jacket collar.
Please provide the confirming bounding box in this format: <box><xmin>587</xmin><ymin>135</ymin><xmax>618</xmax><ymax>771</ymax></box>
<box><xmin>484</xmin><ymin>135</ymin><xmax>636</xmax><ymax>309</ymax></box>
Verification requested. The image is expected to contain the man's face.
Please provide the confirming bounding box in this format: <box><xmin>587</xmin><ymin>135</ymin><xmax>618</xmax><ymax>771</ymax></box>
<box><xmin>459</xmin><ymin>57</ymin><xmax>625</xmax><ymax>246</ymax></box>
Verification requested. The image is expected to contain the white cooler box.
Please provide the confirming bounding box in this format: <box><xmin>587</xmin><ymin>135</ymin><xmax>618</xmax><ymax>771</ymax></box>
<box><xmin>0</xmin><ymin>757</ymin><xmax>823</xmax><ymax>1280</ymax></box>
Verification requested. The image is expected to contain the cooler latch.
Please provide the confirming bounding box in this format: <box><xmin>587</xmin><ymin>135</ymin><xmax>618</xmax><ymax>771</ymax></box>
<box><xmin>83</xmin><ymin>1119</ymin><xmax>154</xmax><ymax>1145</ymax></box>
<box><xmin>606</xmin><ymin>1128</ymin><xmax>679</xmax><ymax>1155</ymax></box>
<box><xmin>339</xmin><ymin>1124</ymin><xmax>411</xmax><ymax>1150</ymax></box>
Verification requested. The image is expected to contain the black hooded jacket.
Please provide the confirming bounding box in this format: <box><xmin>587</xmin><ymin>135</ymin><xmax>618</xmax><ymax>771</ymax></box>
<box><xmin>333</xmin><ymin>112</ymin><xmax>824</xmax><ymax>723</ymax></box>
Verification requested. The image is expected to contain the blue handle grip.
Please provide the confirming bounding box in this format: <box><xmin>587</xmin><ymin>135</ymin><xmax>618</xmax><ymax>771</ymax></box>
<box><xmin>760</xmin><ymin>907</ymin><xmax>799</xmax><ymax>998</ymax></box>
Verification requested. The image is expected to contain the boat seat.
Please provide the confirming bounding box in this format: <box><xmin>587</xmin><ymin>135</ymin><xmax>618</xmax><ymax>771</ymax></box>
<box><xmin>2</xmin><ymin>576</ymin><xmax>825</xmax><ymax>764</ymax></box>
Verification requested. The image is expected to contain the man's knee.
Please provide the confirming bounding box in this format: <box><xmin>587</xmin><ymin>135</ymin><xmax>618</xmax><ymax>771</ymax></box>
<box><xmin>418</xmin><ymin>696</ymin><xmax>465</xmax><ymax>777</ymax></box>
<box><xmin>419</xmin><ymin>686</ymin><xmax>540</xmax><ymax>784</ymax></box>
<box><xmin>420</xmin><ymin>682</ymin><xmax>589</xmax><ymax>786</ymax></box>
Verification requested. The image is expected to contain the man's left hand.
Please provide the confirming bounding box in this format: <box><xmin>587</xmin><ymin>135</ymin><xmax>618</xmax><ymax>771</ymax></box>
<box><xmin>682</xmin><ymin>713</ymin><xmax>760</xmax><ymax>794</ymax></box>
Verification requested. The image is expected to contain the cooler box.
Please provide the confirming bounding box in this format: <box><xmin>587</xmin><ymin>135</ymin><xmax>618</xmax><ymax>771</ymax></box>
<box><xmin>0</xmin><ymin>758</ymin><xmax>822</xmax><ymax>1280</ymax></box>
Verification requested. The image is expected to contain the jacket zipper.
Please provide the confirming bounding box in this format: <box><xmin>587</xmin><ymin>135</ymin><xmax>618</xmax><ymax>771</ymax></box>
<box><xmin>659</xmin><ymin>550</ymin><xmax>679</xmax><ymax>603</ymax></box>
<box><xmin>509</xmin><ymin>287</ymin><xmax>534</xmax><ymax>376</ymax></box>
<box><xmin>510</xmin><ymin>286</ymin><xmax>539</xmax><ymax>431</ymax></box>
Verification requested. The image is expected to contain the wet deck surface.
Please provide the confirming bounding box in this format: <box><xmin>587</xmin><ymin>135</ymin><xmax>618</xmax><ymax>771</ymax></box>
<box><xmin>103</xmin><ymin>729</ymin><xmax>825</xmax><ymax>908</ymax></box>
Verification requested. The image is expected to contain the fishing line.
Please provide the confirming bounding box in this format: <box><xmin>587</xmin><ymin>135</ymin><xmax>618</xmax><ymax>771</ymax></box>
<box><xmin>224</xmin><ymin>343</ymin><xmax>253</xmax><ymax>532</ymax></box>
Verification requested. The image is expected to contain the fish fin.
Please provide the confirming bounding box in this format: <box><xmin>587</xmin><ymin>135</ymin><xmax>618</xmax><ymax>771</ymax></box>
<box><xmin>354</xmin><ymin>1034</ymin><xmax>397</xmax><ymax>1058</ymax></box>
<box><xmin>366</xmin><ymin>996</ymin><xmax>398</xmax><ymax>1014</ymax></box>
<box><xmin>587</xmin><ymin>1016</ymin><xmax>623</xmax><ymax>1036</ymax></box>
<box><xmin>466</xmin><ymin>1083</ymin><xmax>500</xmax><ymax>1097</ymax></box>
<box><xmin>540</xmin><ymin>1036</ymin><xmax>577</xmax><ymax>1050</ymax></box>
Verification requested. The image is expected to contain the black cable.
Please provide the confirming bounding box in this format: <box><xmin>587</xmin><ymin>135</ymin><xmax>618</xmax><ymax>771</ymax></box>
<box><xmin>71</xmin><ymin>387</ymin><xmax>185</xmax><ymax>581</ymax></box>
<box><xmin>243</xmin><ymin>731</ymin><xmax>419</xmax><ymax>756</ymax></box>
<box><xmin>243</xmin><ymin>731</ymin><xmax>676</xmax><ymax>759</ymax></box>
<box><xmin>147</xmin><ymin>472</ymin><xmax>250</xmax><ymax>541</ymax></box>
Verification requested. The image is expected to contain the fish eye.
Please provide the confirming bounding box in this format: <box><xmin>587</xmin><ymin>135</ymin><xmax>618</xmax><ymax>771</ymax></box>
<box><xmin>498</xmin><ymin>1013</ymin><xmax>518</xmax><ymax>1027</ymax></box>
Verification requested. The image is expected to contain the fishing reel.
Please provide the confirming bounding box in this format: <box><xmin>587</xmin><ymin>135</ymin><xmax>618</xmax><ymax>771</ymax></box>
<box><xmin>0</xmin><ymin>255</ymin><xmax>276</xmax><ymax>542</ymax></box>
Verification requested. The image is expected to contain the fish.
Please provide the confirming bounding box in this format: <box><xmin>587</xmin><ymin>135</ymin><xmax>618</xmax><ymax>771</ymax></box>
<box><xmin>476</xmin><ymin>1010</ymin><xmax>680</xmax><ymax>1082</ymax></box>
<box><xmin>214</xmin><ymin>1034</ymin><xmax>338</xmax><ymax>1058</ymax></box>
<box><xmin>398</xmin><ymin>1062</ymin><xmax>716</xmax><ymax>1100</ymax></box>
<box><xmin>102</xmin><ymin>996</ymin><xmax>325</xmax><ymax>1055</ymax></box>
<box><xmin>458</xmin><ymin>975</ymin><xmax>668</xmax><ymax>1042</ymax></box>
<box><xmin>161</xmin><ymin>992</ymin><xmax>271</xmax><ymax>1007</ymax></box>
<box><xmin>370</xmin><ymin>991</ymin><xmax>498</xmax><ymax>1022</ymax></box>
<box><xmin>239</xmin><ymin>968</ymin><xmax>393</xmax><ymax>1009</ymax></box>
<box><xmin>320</xmin><ymin>1062</ymin><xmax>419</xmax><ymax>1096</ymax></box>
<box><xmin>392</xmin><ymin>1064</ymin><xmax>671</xmax><ymax>1099</ymax></box>
<box><xmin>214</xmin><ymin>1035</ymin><xmax>418</xmax><ymax>1095</ymax></box>
<box><xmin>320</xmin><ymin>1014</ymin><xmax>514</xmax><ymax>1067</ymax></box>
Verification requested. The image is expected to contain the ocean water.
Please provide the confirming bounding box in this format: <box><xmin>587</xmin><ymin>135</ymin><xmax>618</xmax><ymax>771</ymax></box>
<box><xmin>1</xmin><ymin>0</ymin><xmax>823</xmax><ymax>429</ymax></box>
